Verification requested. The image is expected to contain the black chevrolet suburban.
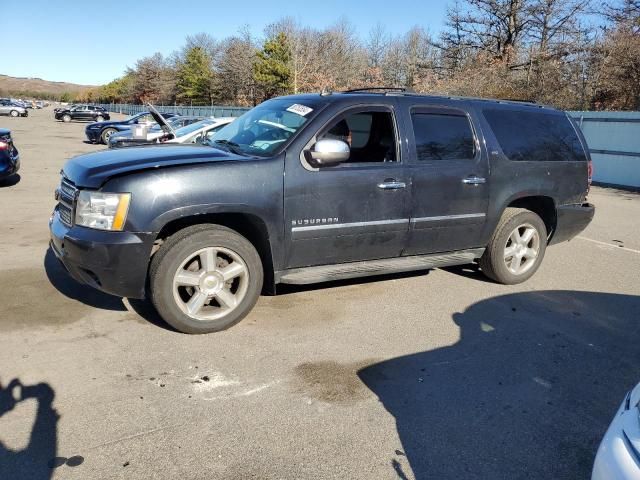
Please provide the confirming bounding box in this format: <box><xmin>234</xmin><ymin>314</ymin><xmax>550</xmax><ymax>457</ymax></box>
<box><xmin>50</xmin><ymin>90</ymin><xmax>594</xmax><ymax>334</ymax></box>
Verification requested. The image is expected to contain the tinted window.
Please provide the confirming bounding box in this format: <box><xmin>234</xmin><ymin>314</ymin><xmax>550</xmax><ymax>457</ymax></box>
<box><xmin>411</xmin><ymin>112</ymin><xmax>475</xmax><ymax>161</ymax></box>
<box><xmin>484</xmin><ymin>108</ymin><xmax>586</xmax><ymax>162</ymax></box>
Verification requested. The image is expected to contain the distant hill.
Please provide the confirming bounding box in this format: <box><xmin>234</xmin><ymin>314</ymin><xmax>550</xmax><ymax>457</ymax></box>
<box><xmin>0</xmin><ymin>74</ymin><xmax>96</xmax><ymax>98</ymax></box>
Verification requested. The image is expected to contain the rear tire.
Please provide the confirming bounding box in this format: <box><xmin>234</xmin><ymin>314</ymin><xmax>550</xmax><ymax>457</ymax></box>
<box><xmin>100</xmin><ymin>128</ymin><xmax>117</xmax><ymax>144</ymax></box>
<box><xmin>62</xmin><ymin>114</ymin><xmax>71</xmax><ymax>122</ymax></box>
<box><xmin>149</xmin><ymin>225</ymin><xmax>263</xmax><ymax>334</ymax></box>
<box><xmin>10</xmin><ymin>110</ymin><xmax>18</xmax><ymax>117</ymax></box>
<box><xmin>479</xmin><ymin>208</ymin><xmax>547</xmax><ymax>285</ymax></box>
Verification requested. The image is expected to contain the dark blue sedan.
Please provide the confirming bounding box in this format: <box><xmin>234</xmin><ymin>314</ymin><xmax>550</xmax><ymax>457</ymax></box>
<box><xmin>85</xmin><ymin>111</ymin><xmax>179</xmax><ymax>144</ymax></box>
<box><xmin>0</xmin><ymin>128</ymin><xmax>19</xmax><ymax>180</ymax></box>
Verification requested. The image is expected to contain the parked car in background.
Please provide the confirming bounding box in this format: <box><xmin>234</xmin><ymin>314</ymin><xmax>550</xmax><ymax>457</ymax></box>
<box><xmin>108</xmin><ymin>115</ymin><xmax>204</xmax><ymax>149</ymax></box>
<box><xmin>592</xmin><ymin>381</ymin><xmax>640</xmax><ymax>479</ymax></box>
<box><xmin>54</xmin><ymin>104</ymin><xmax>77</xmax><ymax>113</ymax></box>
<box><xmin>0</xmin><ymin>99</ymin><xmax>28</xmax><ymax>117</ymax></box>
<box><xmin>9</xmin><ymin>99</ymin><xmax>28</xmax><ymax>108</ymax></box>
<box><xmin>55</xmin><ymin>105</ymin><xmax>110</xmax><ymax>123</ymax></box>
<box><xmin>35</xmin><ymin>101</ymin><xmax>44</xmax><ymax>109</ymax></box>
<box><xmin>0</xmin><ymin>128</ymin><xmax>20</xmax><ymax>180</ymax></box>
<box><xmin>110</xmin><ymin>108</ymin><xmax>234</xmax><ymax>148</ymax></box>
<box><xmin>50</xmin><ymin>90</ymin><xmax>594</xmax><ymax>334</ymax></box>
<box><xmin>85</xmin><ymin>111</ymin><xmax>179</xmax><ymax>144</ymax></box>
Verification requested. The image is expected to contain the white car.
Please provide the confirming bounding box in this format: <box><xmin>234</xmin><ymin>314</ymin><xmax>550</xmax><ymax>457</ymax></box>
<box><xmin>592</xmin><ymin>381</ymin><xmax>640</xmax><ymax>479</ymax></box>
<box><xmin>162</xmin><ymin>117</ymin><xmax>234</xmax><ymax>144</ymax></box>
<box><xmin>147</xmin><ymin>104</ymin><xmax>234</xmax><ymax>145</ymax></box>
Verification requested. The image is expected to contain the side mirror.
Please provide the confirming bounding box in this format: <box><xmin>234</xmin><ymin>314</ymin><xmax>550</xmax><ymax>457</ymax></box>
<box><xmin>306</xmin><ymin>139</ymin><xmax>350</xmax><ymax>167</ymax></box>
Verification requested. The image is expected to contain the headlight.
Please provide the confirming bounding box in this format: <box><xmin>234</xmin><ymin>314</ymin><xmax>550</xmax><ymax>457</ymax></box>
<box><xmin>75</xmin><ymin>191</ymin><xmax>131</xmax><ymax>231</ymax></box>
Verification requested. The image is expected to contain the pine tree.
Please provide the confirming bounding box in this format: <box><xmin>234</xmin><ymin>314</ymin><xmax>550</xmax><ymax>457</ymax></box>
<box><xmin>253</xmin><ymin>32</ymin><xmax>293</xmax><ymax>99</ymax></box>
<box><xmin>175</xmin><ymin>46</ymin><xmax>215</xmax><ymax>104</ymax></box>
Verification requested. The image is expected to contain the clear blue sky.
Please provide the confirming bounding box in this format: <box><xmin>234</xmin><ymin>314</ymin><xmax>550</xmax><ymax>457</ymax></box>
<box><xmin>3</xmin><ymin>0</ymin><xmax>449</xmax><ymax>85</ymax></box>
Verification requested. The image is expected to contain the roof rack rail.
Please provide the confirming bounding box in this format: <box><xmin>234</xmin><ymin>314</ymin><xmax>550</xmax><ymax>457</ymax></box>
<box><xmin>498</xmin><ymin>98</ymin><xmax>537</xmax><ymax>104</ymax></box>
<box><xmin>342</xmin><ymin>87</ymin><xmax>415</xmax><ymax>95</ymax></box>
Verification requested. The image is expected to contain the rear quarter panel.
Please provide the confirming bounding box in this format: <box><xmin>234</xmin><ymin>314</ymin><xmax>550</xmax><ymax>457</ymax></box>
<box><xmin>474</xmin><ymin>106</ymin><xmax>589</xmax><ymax>243</ymax></box>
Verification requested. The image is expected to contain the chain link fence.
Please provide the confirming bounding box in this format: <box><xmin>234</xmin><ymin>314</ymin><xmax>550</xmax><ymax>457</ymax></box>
<box><xmin>96</xmin><ymin>103</ymin><xmax>250</xmax><ymax>118</ymax></box>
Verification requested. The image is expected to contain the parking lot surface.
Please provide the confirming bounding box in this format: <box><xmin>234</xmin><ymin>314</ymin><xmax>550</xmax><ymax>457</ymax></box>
<box><xmin>0</xmin><ymin>109</ymin><xmax>639</xmax><ymax>479</ymax></box>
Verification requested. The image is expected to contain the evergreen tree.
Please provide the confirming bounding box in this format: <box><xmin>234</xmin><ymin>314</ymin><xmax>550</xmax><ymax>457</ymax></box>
<box><xmin>254</xmin><ymin>32</ymin><xmax>292</xmax><ymax>99</ymax></box>
<box><xmin>176</xmin><ymin>46</ymin><xmax>215</xmax><ymax>104</ymax></box>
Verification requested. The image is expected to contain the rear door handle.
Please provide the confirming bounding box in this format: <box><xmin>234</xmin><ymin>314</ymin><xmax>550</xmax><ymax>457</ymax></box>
<box><xmin>377</xmin><ymin>180</ymin><xmax>406</xmax><ymax>190</ymax></box>
<box><xmin>462</xmin><ymin>176</ymin><xmax>486</xmax><ymax>185</ymax></box>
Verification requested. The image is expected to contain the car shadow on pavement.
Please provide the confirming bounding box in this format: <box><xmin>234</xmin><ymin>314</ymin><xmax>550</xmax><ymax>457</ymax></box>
<box><xmin>440</xmin><ymin>262</ymin><xmax>495</xmax><ymax>283</ymax></box>
<box><xmin>44</xmin><ymin>248</ymin><xmax>126</xmax><ymax>312</ymax></box>
<box><xmin>126</xmin><ymin>298</ymin><xmax>178</xmax><ymax>332</ymax></box>
<box><xmin>0</xmin><ymin>378</ymin><xmax>58</xmax><ymax>480</ymax></box>
<box><xmin>0</xmin><ymin>174</ymin><xmax>21</xmax><ymax>188</ymax></box>
<box><xmin>358</xmin><ymin>290</ymin><xmax>640</xmax><ymax>480</ymax></box>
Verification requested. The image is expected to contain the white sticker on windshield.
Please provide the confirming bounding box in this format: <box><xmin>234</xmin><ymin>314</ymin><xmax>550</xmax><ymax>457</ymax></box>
<box><xmin>286</xmin><ymin>104</ymin><xmax>313</xmax><ymax>116</ymax></box>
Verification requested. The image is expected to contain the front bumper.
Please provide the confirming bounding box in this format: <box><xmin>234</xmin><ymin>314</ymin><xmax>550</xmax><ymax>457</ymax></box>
<box><xmin>85</xmin><ymin>128</ymin><xmax>102</xmax><ymax>142</ymax></box>
<box><xmin>0</xmin><ymin>153</ymin><xmax>19</xmax><ymax>179</ymax></box>
<box><xmin>49</xmin><ymin>208</ymin><xmax>155</xmax><ymax>299</ymax></box>
<box><xmin>549</xmin><ymin>202</ymin><xmax>595</xmax><ymax>245</ymax></box>
<box><xmin>592</xmin><ymin>394</ymin><xmax>640</xmax><ymax>480</ymax></box>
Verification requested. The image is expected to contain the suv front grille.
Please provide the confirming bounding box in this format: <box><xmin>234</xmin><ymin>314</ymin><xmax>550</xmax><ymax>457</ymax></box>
<box><xmin>58</xmin><ymin>203</ymin><xmax>73</xmax><ymax>225</ymax></box>
<box><xmin>57</xmin><ymin>176</ymin><xmax>78</xmax><ymax>227</ymax></box>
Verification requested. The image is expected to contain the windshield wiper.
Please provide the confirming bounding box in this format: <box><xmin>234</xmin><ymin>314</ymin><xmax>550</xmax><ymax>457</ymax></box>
<box><xmin>212</xmin><ymin>139</ymin><xmax>243</xmax><ymax>154</ymax></box>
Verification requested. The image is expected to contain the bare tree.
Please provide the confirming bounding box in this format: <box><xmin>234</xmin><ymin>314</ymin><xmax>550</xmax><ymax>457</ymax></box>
<box><xmin>217</xmin><ymin>27</ymin><xmax>258</xmax><ymax>106</ymax></box>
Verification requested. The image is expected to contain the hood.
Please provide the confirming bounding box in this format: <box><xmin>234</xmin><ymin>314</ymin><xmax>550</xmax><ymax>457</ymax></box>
<box><xmin>63</xmin><ymin>145</ymin><xmax>247</xmax><ymax>188</ymax></box>
<box><xmin>147</xmin><ymin>103</ymin><xmax>176</xmax><ymax>137</ymax></box>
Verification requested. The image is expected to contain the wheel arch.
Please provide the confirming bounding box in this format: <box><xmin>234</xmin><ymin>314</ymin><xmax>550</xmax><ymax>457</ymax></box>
<box><xmin>501</xmin><ymin>195</ymin><xmax>557</xmax><ymax>242</ymax></box>
<box><xmin>153</xmin><ymin>212</ymin><xmax>276</xmax><ymax>295</ymax></box>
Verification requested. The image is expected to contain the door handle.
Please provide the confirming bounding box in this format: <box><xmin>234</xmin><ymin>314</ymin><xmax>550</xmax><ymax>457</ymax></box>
<box><xmin>462</xmin><ymin>176</ymin><xmax>486</xmax><ymax>185</ymax></box>
<box><xmin>377</xmin><ymin>180</ymin><xmax>406</xmax><ymax>190</ymax></box>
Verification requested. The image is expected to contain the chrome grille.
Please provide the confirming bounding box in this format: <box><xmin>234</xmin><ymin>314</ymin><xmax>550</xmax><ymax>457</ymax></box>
<box><xmin>58</xmin><ymin>203</ymin><xmax>73</xmax><ymax>225</ymax></box>
<box><xmin>59</xmin><ymin>177</ymin><xmax>77</xmax><ymax>203</ymax></box>
<box><xmin>57</xmin><ymin>176</ymin><xmax>77</xmax><ymax>227</ymax></box>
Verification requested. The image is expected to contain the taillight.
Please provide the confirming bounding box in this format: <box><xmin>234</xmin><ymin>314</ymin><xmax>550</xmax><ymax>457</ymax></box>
<box><xmin>0</xmin><ymin>141</ymin><xmax>8</xmax><ymax>150</ymax></box>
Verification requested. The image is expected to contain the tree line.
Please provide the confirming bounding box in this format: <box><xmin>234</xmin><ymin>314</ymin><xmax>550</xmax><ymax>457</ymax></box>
<box><xmin>74</xmin><ymin>0</ymin><xmax>638</xmax><ymax>110</ymax></box>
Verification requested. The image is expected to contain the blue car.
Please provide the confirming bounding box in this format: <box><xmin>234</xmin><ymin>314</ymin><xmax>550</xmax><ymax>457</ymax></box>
<box><xmin>85</xmin><ymin>111</ymin><xmax>179</xmax><ymax>144</ymax></box>
<box><xmin>0</xmin><ymin>128</ymin><xmax>19</xmax><ymax>180</ymax></box>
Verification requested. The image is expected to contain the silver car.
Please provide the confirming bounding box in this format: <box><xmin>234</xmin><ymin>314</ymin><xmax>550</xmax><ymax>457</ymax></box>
<box><xmin>0</xmin><ymin>99</ymin><xmax>27</xmax><ymax>117</ymax></box>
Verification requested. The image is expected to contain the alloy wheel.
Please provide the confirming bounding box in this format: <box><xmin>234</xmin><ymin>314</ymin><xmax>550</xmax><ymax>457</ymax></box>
<box><xmin>503</xmin><ymin>223</ymin><xmax>540</xmax><ymax>275</ymax></box>
<box><xmin>172</xmin><ymin>246</ymin><xmax>249</xmax><ymax>321</ymax></box>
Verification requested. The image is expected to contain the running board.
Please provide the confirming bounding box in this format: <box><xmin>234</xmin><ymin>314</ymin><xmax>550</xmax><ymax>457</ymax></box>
<box><xmin>276</xmin><ymin>248</ymin><xmax>485</xmax><ymax>285</ymax></box>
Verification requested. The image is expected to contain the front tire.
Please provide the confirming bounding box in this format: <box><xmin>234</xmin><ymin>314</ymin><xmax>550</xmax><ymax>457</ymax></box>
<box><xmin>96</xmin><ymin>115</ymin><xmax>104</xmax><ymax>122</ymax></box>
<box><xmin>100</xmin><ymin>128</ymin><xmax>117</xmax><ymax>144</ymax></box>
<box><xmin>479</xmin><ymin>208</ymin><xmax>547</xmax><ymax>285</ymax></box>
<box><xmin>62</xmin><ymin>114</ymin><xmax>71</xmax><ymax>122</ymax></box>
<box><xmin>149</xmin><ymin>225</ymin><xmax>263</xmax><ymax>334</ymax></box>
<box><xmin>10</xmin><ymin>110</ymin><xmax>18</xmax><ymax>117</ymax></box>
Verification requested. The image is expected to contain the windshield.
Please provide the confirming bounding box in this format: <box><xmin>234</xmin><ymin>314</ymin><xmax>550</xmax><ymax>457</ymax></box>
<box><xmin>209</xmin><ymin>98</ymin><xmax>319</xmax><ymax>157</ymax></box>
<box><xmin>127</xmin><ymin>112</ymin><xmax>154</xmax><ymax>124</ymax></box>
<box><xmin>175</xmin><ymin>119</ymin><xmax>215</xmax><ymax>137</ymax></box>
<box><xmin>150</xmin><ymin>116</ymin><xmax>191</xmax><ymax>132</ymax></box>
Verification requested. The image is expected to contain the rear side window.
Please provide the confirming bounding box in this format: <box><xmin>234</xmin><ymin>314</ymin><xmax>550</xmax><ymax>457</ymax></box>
<box><xmin>411</xmin><ymin>112</ymin><xmax>475</xmax><ymax>161</ymax></box>
<box><xmin>484</xmin><ymin>108</ymin><xmax>586</xmax><ymax>162</ymax></box>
